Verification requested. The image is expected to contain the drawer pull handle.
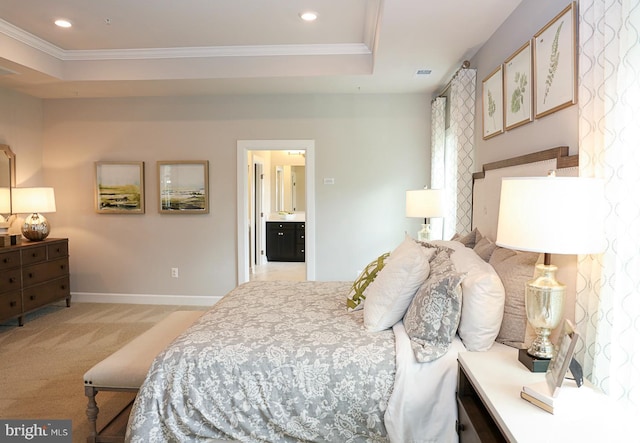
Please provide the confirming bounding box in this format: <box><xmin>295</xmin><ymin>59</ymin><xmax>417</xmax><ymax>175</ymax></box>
<box><xmin>9</xmin><ymin>301</ymin><xmax>16</xmax><ymax>308</ymax></box>
<box><xmin>30</xmin><ymin>295</ymin><xmax>36</xmax><ymax>301</ymax></box>
<box><xmin>8</xmin><ymin>277</ymin><xmax>15</xmax><ymax>283</ymax></box>
<box><xmin>32</xmin><ymin>252</ymin><xmax>38</xmax><ymax>258</ymax></box>
<box><xmin>60</xmin><ymin>265</ymin><xmax>66</xmax><ymax>270</ymax></box>
<box><xmin>28</xmin><ymin>273</ymin><xmax>33</xmax><ymax>279</ymax></box>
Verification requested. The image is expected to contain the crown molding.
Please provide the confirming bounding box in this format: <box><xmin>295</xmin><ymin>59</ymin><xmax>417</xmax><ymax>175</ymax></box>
<box><xmin>0</xmin><ymin>18</ymin><xmax>371</xmax><ymax>62</ymax></box>
<box><xmin>61</xmin><ymin>43</ymin><xmax>371</xmax><ymax>61</ymax></box>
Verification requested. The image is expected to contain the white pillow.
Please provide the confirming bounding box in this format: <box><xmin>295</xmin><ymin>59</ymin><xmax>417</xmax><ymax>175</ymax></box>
<box><xmin>363</xmin><ymin>236</ymin><xmax>433</xmax><ymax>332</ymax></box>
<box><xmin>433</xmin><ymin>240</ymin><xmax>506</xmax><ymax>351</ymax></box>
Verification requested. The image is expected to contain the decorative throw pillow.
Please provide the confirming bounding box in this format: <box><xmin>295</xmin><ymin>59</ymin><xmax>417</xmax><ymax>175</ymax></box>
<box><xmin>448</xmin><ymin>243</ymin><xmax>505</xmax><ymax>351</ymax></box>
<box><xmin>489</xmin><ymin>247</ymin><xmax>540</xmax><ymax>348</ymax></box>
<box><xmin>473</xmin><ymin>234</ymin><xmax>497</xmax><ymax>263</ymax></box>
<box><xmin>346</xmin><ymin>252</ymin><xmax>390</xmax><ymax>311</ymax></box>
<box><xmin>403</xmin><ymin>249</ymin><xmax>464</xmax><ymax>362</ymax></box>
<box><xmin>456</xmin><ymin>228</ymin><xmax>479</xmax><ymax>248</ymax></box>
<box><xmin>363</xmin><ymin>236</ymin><xmax>433</xmax><ymax>332</ymax></box>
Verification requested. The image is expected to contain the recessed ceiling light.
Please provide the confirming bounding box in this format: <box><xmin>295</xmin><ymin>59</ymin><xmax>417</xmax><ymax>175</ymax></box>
<box><xmin>299</xmin><ymin>11</ymin><xmax>318</xmax><ymax>22</ymax></box>
<box><xmin>54</xmin><ymin>19</ymin><xmax>72</xmax><ymax>28</ymax></box>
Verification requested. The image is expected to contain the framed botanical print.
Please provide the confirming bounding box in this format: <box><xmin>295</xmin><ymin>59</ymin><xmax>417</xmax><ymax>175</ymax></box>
<box><xmin>482</xmin><ymin>65</ymin><xmax>504</xmax><ymax>140</ymax></box>
<box><xmin>95</xmin><ymin>161</ymin><xmax>145</xmax><ymax>214</ymax></box>
<box><xmin>534</xmin><ymin>2</ymin><xmax>577</xmax><ymax>118</ymax></box>
<box><xmin>504</xmin><ymin>41</ymin><xmax>533</xmax><ymax>130</ymax></box>
<box><xmin>157</xmin><ymin>161</ymin><xmax>209</xmax><ymax>214</ymax></box>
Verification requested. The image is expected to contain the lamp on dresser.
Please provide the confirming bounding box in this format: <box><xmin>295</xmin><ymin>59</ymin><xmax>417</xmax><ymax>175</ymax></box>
<box><xmin>406</xmin><ymin>187</ymin><xmax>445</xmax><ymax>241</ymax></box>
<box><xmin>495</xmin><ymin>174</ymin><xmax>605</xmax><ymax>368</ymax></box>
<box><xmin>12</xmin><ymin>187</ymin><xmax>57</xmax><ymax>241</ymax></box>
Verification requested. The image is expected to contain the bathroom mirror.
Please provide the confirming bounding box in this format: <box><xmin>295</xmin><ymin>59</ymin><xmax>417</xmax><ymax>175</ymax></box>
<box><xmin>0</xmin><ymin>144</ymin><xmax>16</xmax><ymax>217</ymax></box>
<box><xmin>274</xmin><ymin>165</ymin><xmax>305</xmax><ymax>212</ymax></box>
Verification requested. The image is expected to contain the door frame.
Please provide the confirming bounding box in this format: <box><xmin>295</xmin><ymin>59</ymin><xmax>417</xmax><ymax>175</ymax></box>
<box><xmin>251</xmin><ymin>155</ymin><xmax>265</xmax><ymax>271</ymax></box>
<box><xmin>237</xmin><ymin>140</ymin><xmax>316</xmax><ymax>284</ymax></box>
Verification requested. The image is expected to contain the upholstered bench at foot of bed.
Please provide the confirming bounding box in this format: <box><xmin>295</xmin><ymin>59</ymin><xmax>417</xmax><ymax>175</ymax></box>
<box><xmin>83</xmin><ymin>310</ymin><xmax>204</xmax><ymax>443</ymax></box>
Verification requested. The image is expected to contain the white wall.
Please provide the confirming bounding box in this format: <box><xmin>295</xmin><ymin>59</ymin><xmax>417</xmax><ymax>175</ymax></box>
<box><xmin>0</xmin><ymin>87</ymin><xmax>45</xmax><ymax>185</ymax></box>
<box><xmin>471</xmin><ymin>0</ymin><xmax>579</xmax><ymax>166</ymax></box>
<box><xmin>40</xmin><ymin>93</ymin><xmax>431</xmax><ymax>300</ymax></box>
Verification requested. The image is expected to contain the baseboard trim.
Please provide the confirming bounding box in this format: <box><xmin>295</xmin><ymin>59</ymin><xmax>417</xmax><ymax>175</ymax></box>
<box><xmin>71</xmin><ymin>292</ymin><xmax>221</xmax><ymax>306</ymax></box>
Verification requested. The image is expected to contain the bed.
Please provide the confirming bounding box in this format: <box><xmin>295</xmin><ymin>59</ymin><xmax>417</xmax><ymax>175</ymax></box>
<box><xmin>126</xmin><ymin>147</ymin><xmax>578</xmax><ymax>443</ymax></box>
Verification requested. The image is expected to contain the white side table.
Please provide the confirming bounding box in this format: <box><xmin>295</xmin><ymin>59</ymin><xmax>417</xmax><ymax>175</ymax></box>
<box><xmin>457</xmin><ymin>342</ymin><xmax>630</xmax><ymax>442</ymax></box>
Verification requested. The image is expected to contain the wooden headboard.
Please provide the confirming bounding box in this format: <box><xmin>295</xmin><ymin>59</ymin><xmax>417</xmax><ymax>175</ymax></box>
<box><xmin>472</xmin><ymin>147</ymin><xmax>578</xmax><ymax>240</ymax></box>
<box><xmin>471</xmin><ymin>146</ymin><xmax>579</xmax><ymax>326</ymax></box>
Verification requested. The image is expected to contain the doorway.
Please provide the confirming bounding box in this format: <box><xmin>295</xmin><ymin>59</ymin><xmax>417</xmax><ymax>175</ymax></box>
<box><xmin>236</xmin><ymin>140</ymin><xmax>316</xmax><ymax>285</ymax></box>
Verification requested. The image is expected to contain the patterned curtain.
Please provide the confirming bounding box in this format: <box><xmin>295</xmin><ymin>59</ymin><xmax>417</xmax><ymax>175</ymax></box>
<box><xmin>576</xmin><ymin>0</ymin><xmax>640</xmax><ymax>416</ymax></box>
<box><xmin>449</xmin><ymin>69</ymin><xmax>477</xmax><ymax>235</ymax></box>
<box><xmin>430</xmin><ymin>97</ymin><xmax>448</xmax><ymax>239</ymax></box>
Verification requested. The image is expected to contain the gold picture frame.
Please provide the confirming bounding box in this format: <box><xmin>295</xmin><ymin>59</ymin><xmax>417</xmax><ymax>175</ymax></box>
<box><xmin>95</xmin><ymin>161</ymin><xmax>145</xmax><ymax>214</ymax></box>
<box><xmin>157</xmin><ymin>161</ymin><xmax>209</xmax><ymax>214</ymax></box>
<box><xmin>534</xmin><ymin>2</ymin><xmax>577</xmax><ymax>118</ymax></box>
<box><xmin>504</xmin><ymin>40</ymin><xmax>533</xmax><ymax>130</ymax></box>
<box><xmin>482</xmin><ymin>65</ymin><xmax>504</xmax><ymax>140</ymax></box>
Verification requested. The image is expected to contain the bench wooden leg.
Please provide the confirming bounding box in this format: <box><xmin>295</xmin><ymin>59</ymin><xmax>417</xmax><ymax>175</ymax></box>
<box><xmin>85</xmin><ymin>385</ymin><xmax>99</xmax><ymax>443</ymax></box>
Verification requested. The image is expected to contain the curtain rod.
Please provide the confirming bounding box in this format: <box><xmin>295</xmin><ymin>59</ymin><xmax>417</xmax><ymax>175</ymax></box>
<box><xmin>435</xmin><ymin>60</ymin><xmax>471</xmax><ymax>98</ymax></box>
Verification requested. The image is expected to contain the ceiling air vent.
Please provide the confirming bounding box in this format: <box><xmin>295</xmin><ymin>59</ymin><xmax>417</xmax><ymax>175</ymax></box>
<box><xmin>415</xmin><ymin>69</ymin><xmax>432</xmax><ymax>76</ymax></box>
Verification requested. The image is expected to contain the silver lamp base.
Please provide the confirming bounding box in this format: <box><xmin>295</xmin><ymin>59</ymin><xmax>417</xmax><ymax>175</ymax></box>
<box><xmin>525</xmin><ymin>263</ymin><xmax>565</xmax><ymax>359</ymax></box>
<box><xmin>21</xmin><ymin>212</ymin><xmax>51</xmax><ymax>241</ymax></box>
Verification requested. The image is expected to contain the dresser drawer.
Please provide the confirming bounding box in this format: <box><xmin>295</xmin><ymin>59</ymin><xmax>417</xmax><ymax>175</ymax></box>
<box><xmin>21</xmin><ymin>245</ymin><xmax>47</xmax><ymax>266</ymax></box>
<box><xmin>22</xmin><ymin>276</ymin><xmax>70</xmax><ymax>312</ymax></box>
<box><xmin>22</xmin><ymin>257</ymin><xmax>69</xmax><ymax>288</ymax></box>
<box><xmin>47</xmin><ymin>241</ymin><xmax>68</xmax><ymax>259</ymax></box>
<box><xmin>0</xmin><ymin>291</ymin><xmax>22</xmax><ymax>320</ymax></box>
<box><xmin>0</xmin><ymin>268</ymin><xmax>22</xmax><ymax>294</ymax></box>
<box><xmin>0</xmin><ymin>250</ymin><xmax>21</xmax><ymax>271</ymax></box>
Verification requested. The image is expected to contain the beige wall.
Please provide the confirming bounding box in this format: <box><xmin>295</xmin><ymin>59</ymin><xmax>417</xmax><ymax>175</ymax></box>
<box><xmin>470</xmin><ymin>0</ymin><xmax>581</xmax><ymax>325</ymax></box>
<box><xmin>37</xmin><ymin>94</ymin><xmax>430</xmax><ymax>300</ymax></box>
<box><xmin>471</xmin><ymin>0</ymin><xmax>579</xmax><ymax>167</ymax></box>
<box><xmin>0</xmin><ymin>87</ymin><xmax>45</xmax><ymax>185</ymax></box>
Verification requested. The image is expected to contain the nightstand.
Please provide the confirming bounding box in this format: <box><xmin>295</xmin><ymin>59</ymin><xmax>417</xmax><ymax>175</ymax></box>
<box><xmin>457</xmin><ymin>343</ymin><xmax>630</xmax><ymax>442</ymax></box>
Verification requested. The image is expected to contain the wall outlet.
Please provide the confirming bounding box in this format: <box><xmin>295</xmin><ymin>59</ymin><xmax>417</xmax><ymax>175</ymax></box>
<box><xmin>171</xmin><ymin>267</ymin><xmax>179</xmax><ymax>278</ymax></box>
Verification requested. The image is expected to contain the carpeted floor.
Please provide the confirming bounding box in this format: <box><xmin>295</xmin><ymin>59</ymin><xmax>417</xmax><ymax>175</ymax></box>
<box><xmin>0</xmin><ymin>301</ymin><xmax>209</xmax><ymax>443</ymax></box>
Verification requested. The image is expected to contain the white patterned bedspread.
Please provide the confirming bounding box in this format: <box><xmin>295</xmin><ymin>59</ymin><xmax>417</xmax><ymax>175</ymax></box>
<box><xmin>126</xmin><ymin>281</ymin><xmax>463</xmax><ymax>443</ymax></box>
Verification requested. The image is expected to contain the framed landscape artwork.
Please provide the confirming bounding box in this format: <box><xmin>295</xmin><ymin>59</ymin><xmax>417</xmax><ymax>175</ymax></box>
<box><xmin>504</xmin><ymin>40</ymin><xmax>533</xmax><ymax>130</ymax></box>
<box><xmin>482</xmin><ymin>65</ymin><xmax>504</xmax><ymax>140</ymax></box>
<box><xmin>534</xmin><ymin>2</ymin><xmax>577</xmax><ymax>118</ymax></box>
<box><xmin>157</xmin><ymin>161</ymin><xmax>209</xmax><ymax>214</ymax></box>
<box><xmin>95</xmin><ymin>161</ymin><xmax>145</xmax><ymax>214</ymax></box>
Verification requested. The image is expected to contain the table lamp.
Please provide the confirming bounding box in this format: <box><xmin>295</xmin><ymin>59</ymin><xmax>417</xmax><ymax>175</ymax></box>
<box><xmin>496</xmin><ymin>175</ymin><xmax>605</xmax><ymax>363</ymax></box>
<box><xmin>12</xmin><ymin>187</ymin><xmax>57</xmax><ymax>241</ymax></box>
<box><xmin>406</xmin><ymin>188</ymin><xmax>445</xmax><ymax>241</ymax></box>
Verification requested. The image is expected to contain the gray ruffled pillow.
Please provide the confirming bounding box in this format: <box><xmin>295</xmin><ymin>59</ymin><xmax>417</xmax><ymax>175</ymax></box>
<box><xmin>403</xmin><ymin>250</ymin><xmax>464</xmax><ymax>362</ymax></box>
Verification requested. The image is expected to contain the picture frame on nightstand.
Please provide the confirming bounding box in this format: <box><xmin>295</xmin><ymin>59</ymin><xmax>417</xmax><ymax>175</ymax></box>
<box><xmin>546</xmin><ymin>319</ymin><xmax>580</xmax><ymax>396</ymax></box>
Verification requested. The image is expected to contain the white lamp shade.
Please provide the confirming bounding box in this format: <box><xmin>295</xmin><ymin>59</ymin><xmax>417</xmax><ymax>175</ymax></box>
<box><xmin>406</xmin><ymin>189</ymin><xmax>445</xmax><ymax>218</ymax></box>
<box><xmin>496</xmin><ymin>177</ymin><xmax>605</xmax><ymax>255</ymax></box>
<box><xmin>12</xmin><ymin>187</ymin><xmax>57</xmax><ymax>214</ymax></box>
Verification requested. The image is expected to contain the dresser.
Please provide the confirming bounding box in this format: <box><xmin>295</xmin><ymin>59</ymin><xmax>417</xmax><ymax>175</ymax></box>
<box><xmin>266</xmin><ymin>222</ymin><xmax>305</xmax><ymax>262</ymax></box>
<box><xmin>0</xmin><ymin>238</ymin><xmax>71</xmax><ymax>326</ymax></box>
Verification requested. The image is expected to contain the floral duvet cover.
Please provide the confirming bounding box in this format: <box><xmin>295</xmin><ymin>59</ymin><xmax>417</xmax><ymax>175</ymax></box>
<box><xmin>126</xmin><ymin>281</ymin><xmax>396</xmax><ymax>443</ymax></box>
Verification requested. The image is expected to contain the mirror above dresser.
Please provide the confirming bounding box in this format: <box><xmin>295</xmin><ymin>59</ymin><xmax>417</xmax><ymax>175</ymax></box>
<box><xmin>0</xmin><ymin>144</ymin><xmax>16</xmax><ymax>223</ymax></box>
